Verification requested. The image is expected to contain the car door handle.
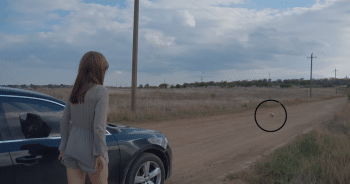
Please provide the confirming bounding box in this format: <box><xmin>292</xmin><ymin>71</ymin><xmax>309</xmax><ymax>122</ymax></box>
<box><xmin>16</xmin><ymin>155</ymin><xmax>42</xmax><ymax>164</ymax></box>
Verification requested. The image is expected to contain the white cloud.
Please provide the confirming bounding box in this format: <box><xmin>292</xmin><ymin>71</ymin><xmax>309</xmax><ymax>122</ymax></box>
<box><xmin>144</xmin><ymin>30</ymin><xmax>175</xmax><ymax>46</ymax></box>
<box><xmin>144</xmin><ymin>0</ymin><xmax>245</xmax><ymax>9</ymax></box>
<box><xmin>39</xmin><ymin>32</ymin><xmax>53</xmax><ymax>38</ymax></box>
<box><xmin>8</xmin><ymin>0</ymin><xmax>80</xmax><ymax>15</ymax></box>
<box><xmin>0</xmin><ymin>33</ymin><xmax>26</xmax><ymax>47</ymax></box>
<box><xmin>28</xmin><ymin>55</ymin><xmax>44</xmax><ymax>64</ymax></box>
<box><xmin>2</xmin><ymin>0</ymin><xmax>350</xmax><ymax>86</ymax></box>
<box><xmin>47</xmin><ymin>13</ymin><xmax>62</xmax><ymax>20</ymax></box>
<box><xmin>182</xmin><ymin>10</ymin><xmax>196</xmax><ymax>27</ymax></box>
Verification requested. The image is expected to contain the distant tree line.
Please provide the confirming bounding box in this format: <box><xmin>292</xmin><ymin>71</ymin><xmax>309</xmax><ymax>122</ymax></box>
<box><xmin>137</xmin><ymin>78</ymin><xmax>350</xmax><ymax>89</ymax></box>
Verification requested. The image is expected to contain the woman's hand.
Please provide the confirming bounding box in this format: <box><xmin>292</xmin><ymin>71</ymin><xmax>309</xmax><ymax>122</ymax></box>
<box><xmin>58</xmin><ymin>151</ymin><xmax>64</xmax><ymax>163</ymax></box>
<box><xmin>95</xmin><ymin>155</ymin><xmax>105</xmax><ymax>170</ymax></box>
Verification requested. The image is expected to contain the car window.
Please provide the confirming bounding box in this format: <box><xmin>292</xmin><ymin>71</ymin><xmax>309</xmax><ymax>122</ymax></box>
<box><xmin>0</xmin><ymin>97</ymin><xmax>65</xmax><ymax>141</ymax></box>
<box><xmin>0</xmin><ymin>104</ymin><xmax>10</xmax><ymax>141</ymax></box>
<box><xmin>1</xmin><ymin>101</ymin><xmax>35</xmax><ymax>112</ymax></box>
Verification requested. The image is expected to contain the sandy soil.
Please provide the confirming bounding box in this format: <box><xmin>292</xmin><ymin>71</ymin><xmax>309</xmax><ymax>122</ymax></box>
<box><xmin>126</xmin><ymin>97</ymin><xmax>348</xmax><ymax>184</ymax></box>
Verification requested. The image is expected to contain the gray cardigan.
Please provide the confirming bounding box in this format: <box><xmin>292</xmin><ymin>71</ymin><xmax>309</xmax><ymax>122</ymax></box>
<box><xmin>59</xmin><ymin>85</ymin><xmax>109</xmax><ymax>166</ymax></box>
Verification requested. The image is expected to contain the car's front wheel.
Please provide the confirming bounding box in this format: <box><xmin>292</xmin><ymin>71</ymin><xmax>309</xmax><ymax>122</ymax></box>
<box><xmin>125</xmin><ymin>153</ymin><xmax>165</xmax><ymax>184</ymax></box>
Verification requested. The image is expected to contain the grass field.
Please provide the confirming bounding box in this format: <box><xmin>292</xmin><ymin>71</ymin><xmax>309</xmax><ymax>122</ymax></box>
<box><xmin>26</xmin><ymin>86</ymin><xmax>348</xmax><ymax>124</ymax></box>
<box><xmin>225</xmin><ymin>92</ymin><xmax>350</xmax><ymax>184</ymax></box>
<box><xmin>25</xmin><ymin>85</ymin><xmax>350</xmax><ymax>183</ymax></box>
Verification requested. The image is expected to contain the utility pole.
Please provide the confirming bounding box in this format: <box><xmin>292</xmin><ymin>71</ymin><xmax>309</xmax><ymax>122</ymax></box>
<box><xmin>307</xmin><ymin>53</ymin><xmax>316</xmax><ymax>98</ymax></box>
<box><xmin>131</xmin><ymin>0</ymin><xmax>139</xmax><ymax>112</ymax></box>
<box><xmin>347</xmin><ymin>75</ymin><xmax>348</xmax><ymax>93</ymax></box>
<box><xmin>201</xmin><ymin>75</ymin><xmax>203</xmax><ymax>83</ymax></box>
<box><xmin>332</xmin><ymin>68</ymin><xmax>338</xmax><ymax>95</ymax></box>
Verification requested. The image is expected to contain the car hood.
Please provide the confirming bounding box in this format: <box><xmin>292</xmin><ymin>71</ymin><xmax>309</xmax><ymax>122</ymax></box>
<box><xmin>107</xmin><ymin>123</ymin><xmax>168</xmax><ymax>149</ymax></box>
<box><xmin>117</xmin><ymin>124</ymin><xmax>160</xmax><ymax>134</ymax></box>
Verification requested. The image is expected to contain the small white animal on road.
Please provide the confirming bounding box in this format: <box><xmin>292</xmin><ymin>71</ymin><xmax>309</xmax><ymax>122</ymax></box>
<box><xmin>270</xmin><ymin>112</ymin><xmax>274</xmax><ymax>117</ymax></box>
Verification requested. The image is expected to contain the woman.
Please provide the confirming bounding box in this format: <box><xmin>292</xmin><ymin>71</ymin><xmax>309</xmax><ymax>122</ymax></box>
<box><xmin>57</xmin><ymin>51</ymin><xmax>110</xmax><ymax>184</ymax></box>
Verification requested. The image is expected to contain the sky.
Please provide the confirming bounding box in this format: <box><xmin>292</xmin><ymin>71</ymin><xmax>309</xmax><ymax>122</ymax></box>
<box><xmin>0</xmin><ymin>0</ymin><xmax>349</xmax><ymax>87</ymax></box>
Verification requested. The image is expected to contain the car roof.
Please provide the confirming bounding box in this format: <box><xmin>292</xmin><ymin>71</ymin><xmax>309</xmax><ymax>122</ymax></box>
<box><xmin>0</xmin><ymin>86</ymin><xmax>66</xmax><ymax>106</ymax></box>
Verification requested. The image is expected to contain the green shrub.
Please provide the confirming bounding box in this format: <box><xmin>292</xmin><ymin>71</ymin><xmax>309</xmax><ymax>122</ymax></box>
<box><xmin>280</xmin><ymin>83</ymin><xmax>292</xmax><ymax>88</ymax></box>
<box><xmin>228</xmin><ymin>83</ymin><xmax>235</xmax><ymax>88</ymax></box>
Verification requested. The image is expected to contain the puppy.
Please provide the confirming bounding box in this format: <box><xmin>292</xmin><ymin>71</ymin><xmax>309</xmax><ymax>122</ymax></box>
<box><xmin>19</xmin><ymin>113</ymin><xmax>52</xmax><ymax>139</ymax></box>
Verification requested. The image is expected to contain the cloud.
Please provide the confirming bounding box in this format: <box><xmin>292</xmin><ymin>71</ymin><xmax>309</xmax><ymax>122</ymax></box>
<box><xmin>8</xmin><ymin>0</ymin><xmax>80</xmax><ymax>15</ymax></box>
<box><xmin>46</xmin><ymin>13</ymin><xmax>62</xmax><ymax>20</ymax></box>
<box><xmin>0</xmin><ymin>33</ymin><xmax>26</xmax><ymax>47</ymax></box>
<box><xmin>182</xmin><ymin>10</ymin><xmax>196</xmax><ymax>27</ymax></box>
<box><xmin>28</xmin><ymin>55</ymin><xmax>44</xmax><ymax>64</ymax></box>
<box><xmin>144</xmin><ymin>30</ymin><xmax>175</xmax><ymax>46</ymax></box>
<box><xmin>2</xmin><ymin>0</ymin><xmax>349</xmax><ymax>86</ymax></box>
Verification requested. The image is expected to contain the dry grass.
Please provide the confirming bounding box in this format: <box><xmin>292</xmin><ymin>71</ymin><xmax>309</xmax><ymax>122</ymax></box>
<box><xmin>25</xmin><ymin>86</ymin><xmax>347</xmax><ymax>124</ymax></box>
<box><xmin>225</xmin><ymin>93</ymin><xmax>350</xmax><ymax>184</ymax></box>
<box><xmin>24</xmin><ymin>86</ymin><xmax>350</xmax><ymax>183</ymax></box>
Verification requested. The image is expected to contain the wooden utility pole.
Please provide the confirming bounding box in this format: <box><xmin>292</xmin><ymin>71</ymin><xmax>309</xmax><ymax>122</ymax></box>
<box><xmin>307</xmin><ymin>53</ymin><xmax>316</xmax><ymax>98</ymax></box>
<box><xmin>131</xmin><ymin>0</ymin><xmax>139</xmax><ymax>112</ymax></box>
<box><xmin>347</xmin><ymin>75</ymin><xmax>348</xmax><ymax>93</ymax></box>
<box><xmin>332</xmin><ymin>68</ymin><xmax>338</xmax><ymax>95</ymax></box>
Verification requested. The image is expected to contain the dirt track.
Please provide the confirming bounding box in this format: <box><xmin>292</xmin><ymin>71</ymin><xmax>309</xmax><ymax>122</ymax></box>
<box><xmin>127</xmin><ymin>97</ymin><xmax>348</xmax><ymax>184</ymax></box>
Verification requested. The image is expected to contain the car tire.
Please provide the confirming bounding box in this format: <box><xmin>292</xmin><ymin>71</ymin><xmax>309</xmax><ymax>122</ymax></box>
<box><xmin>125</xmin><ymin>152</ymin><xmax>165</xmax><ymax>184</ymax></box>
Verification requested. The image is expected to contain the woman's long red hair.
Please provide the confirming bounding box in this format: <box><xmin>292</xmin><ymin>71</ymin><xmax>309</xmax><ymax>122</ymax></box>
<box><xmin>69</xmin><ymin>51</ymin><xmax>109</xmax><ymax>105</ymax></box>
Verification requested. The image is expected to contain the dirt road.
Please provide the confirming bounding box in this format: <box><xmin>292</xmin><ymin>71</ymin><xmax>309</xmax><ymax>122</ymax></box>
<box><xmin>126</xmin><ymin>97</ymin><xmax>348</xmax><ymax>184</ymax></box>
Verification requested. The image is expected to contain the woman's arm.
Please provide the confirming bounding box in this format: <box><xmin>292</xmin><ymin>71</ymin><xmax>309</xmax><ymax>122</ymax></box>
<box><xmin>93</xmin><ymin>91</ymin><xmax>109</xmax><ymax>157</ymax></box>
<box><xmin>59</xmin><ymin>102</ymin><xmax>71</xmax><ymax>152</ymax></box>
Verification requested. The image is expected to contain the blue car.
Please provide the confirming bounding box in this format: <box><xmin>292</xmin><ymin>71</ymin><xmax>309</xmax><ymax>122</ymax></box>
<box><xmin>0</xmin><ymin>86</ymin><xmax>172</xmax><ymax>184</ymax></box>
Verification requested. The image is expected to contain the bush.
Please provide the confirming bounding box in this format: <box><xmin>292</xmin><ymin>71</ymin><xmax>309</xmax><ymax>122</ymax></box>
<box><xmin>280</xmin><ymin>83</ymin><xmax>292</xmax><ymax>88</ymax></box>
<box><xmin>222</xmin><ymin>81</ymin><xmax>227</xmax><ymax>88</ymax></box>
<box><xmin>244</xmin><ymin>82</ymin><xmax>252</xmax><ymax>87</ymax></box>
<box><xmin>322</xmin><ymin>83</ymin><xmax>333</xmax><ymax>87</ymax></box>
<box><xmin>200</xmin><ymin>82</ymin><xmax>207</xmax><ymax>87</ymax></box>
<box><xmin>228</xmin><ymin>83</ymin><xmax>235</xmax><ymax>88</ymax></box>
